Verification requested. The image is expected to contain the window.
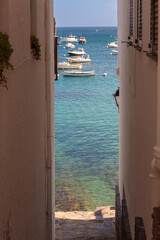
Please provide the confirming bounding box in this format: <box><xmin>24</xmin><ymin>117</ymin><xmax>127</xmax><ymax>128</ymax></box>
<box><xmin>129</xmin><ymin>0</ymin><xmax>134</xmax><ymax>39</ymax></box>
<box><xmin>150</xmin><ymin>0</ymin><xmax>158</xmax><ymax>56</ymax></box>
<box><xmin>137</xmin><ymin>0</ymin><xmax>142</xmax><ymax>49</ymax></box>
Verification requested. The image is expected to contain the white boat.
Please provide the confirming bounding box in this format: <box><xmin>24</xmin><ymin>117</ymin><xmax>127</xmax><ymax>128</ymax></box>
<box><xmin>58</xmin><ymin>62</ymin><xmax>82</xmax><ymax>70</ymax></box>
<box><xmin>63</xmin><ymin>70</ymin><xmax>95</xmax><ymax>77</ymax></box>
<box><xmin>79</xmin><ymin>37</ymin><xmax>87</xmax><ymax>44</ymax></box>
<box><xmin>107</xmin><ymin>42</ymin><xmax>118</xmax><ymax>48</ymax></box>
<box><xmin>68</xmin><ymin>48</ymin><xmax>86</xmax><ymax>56</ymax></box>
<box><xmin>65</xmin><ymin>43</ymin><xmax>75</xmax><ymax>48</ymax></box>
<box><xmin>111</xmin><ymin>49</ymin><xmax>118</xmax><ymax>55</ymax></box>
<box><xmin>66</xmin><ymin>55</ymin><xmax>91</xmax><ymax>63</ymax></box>
<box><xmin>60</xmin><ymin>34</ymin><xmax>78</xmax><ymax>42</ymax></box>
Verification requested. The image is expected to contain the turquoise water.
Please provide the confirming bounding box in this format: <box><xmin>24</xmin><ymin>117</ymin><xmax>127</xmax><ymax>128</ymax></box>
<box><xmin>55</xmin><ymin>27</ymin><xmax>119</xmax><ymax>211</ymax></box>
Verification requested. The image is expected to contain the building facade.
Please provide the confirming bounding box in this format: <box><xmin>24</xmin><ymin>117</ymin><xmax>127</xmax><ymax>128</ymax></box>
<box><xmin>117</xmin><ymin>0</ymin><xmax>160</xmax><ymax>239</ymax></box>
<box><xmin>0</xmin><ymin>0</ymin><xmax>55</xmax><ymax>239</ymax></box>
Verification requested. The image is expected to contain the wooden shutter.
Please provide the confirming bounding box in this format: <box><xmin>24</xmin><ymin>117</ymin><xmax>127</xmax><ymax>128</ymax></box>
<box><xmin>129</xmin><ymin>0</ymin><xmax>134</xmax><ymax>38</ymax></box>
<box><xmin>151</xmin><ymin>0</ymin><xmax>158</xmax><ymax>55</ymax></box>
<box><xmin>137</xmin><ymin>0</ymin><xmax>142</xmax><ymax>41</ymax></box>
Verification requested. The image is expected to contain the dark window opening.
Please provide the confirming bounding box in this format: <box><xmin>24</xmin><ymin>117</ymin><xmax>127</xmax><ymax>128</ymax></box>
<box><xmin>129</xmin><ymin>0</ymin><xmax>134</xmax><ymax>40</ymax></box>
<box><xmin>136</xmin><ymin>0</ymin><xmax>142</xmax><ymax>50</ymax></box>
<box><xmin>150</xmin><ymin>0</ymin><xmax>158</xmax><ymax>56</ymax></box>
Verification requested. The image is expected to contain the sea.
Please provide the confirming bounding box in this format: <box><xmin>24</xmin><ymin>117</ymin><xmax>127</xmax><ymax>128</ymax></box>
<box><xmin>55</xmin><ymin>27</ymin><xmax>119</xmax><ymax>211</ymax></box>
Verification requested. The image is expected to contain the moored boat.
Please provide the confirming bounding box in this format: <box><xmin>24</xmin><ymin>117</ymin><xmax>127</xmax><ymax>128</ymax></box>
<box><xmin>63</xmin><ymin>70</ymin><xmax>95</xmax><ymax>77</ymax></box>
<box><xmin>60</xmin><ymin>34</ymin><xmax>78</xmax><ymax>42</ymax></box>
<box><xmin>58</xmin><ymin>62</ymin><xmax>82</xmax><ymax>70</ymax></box>
<box><xmin>111</xmin><ymin>49</ymin><xmax>118</xmax><ymax>55</ymax></box>
<box><xmin>107</xmin><ymin>42</ymin><xmax>118</xmax><ymax>48</ymax></box>
<box><xmin>67</xmin><ymin>48</ymin><xmax>86</xmax><ymax>56</ymax></box>
<box><xmin>65</xmin><ymin>43</ymin><xmax>75</xmax><ymax>48</ymax></box>
<box><xmin>79</xmin><ymin>37</ymin><xmax>87</xmax><ymax>44</ymax></box>
<box><xmin>66</xmin><ymin>55</ymin><xmax>91</xmax><ymax>63</ymax></box>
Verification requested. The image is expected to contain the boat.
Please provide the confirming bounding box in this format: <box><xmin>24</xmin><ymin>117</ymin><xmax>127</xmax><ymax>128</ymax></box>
<box><xmin>66</xmin><ymin>55</ymin><xmax>91</xmax><ymax>63</ymax></box>
<box><xmin>111</xmin><ymin>49</ymin><xmax>118</xmax><ymax>55</ymax></box>
<box><xmin>57</xmin><ymin>41</ymin><xmax>61</xmax><ymax>46</ymax></box>
<box><xmin>79</xmin><ymin>37</ymin><xmax>87</xmax><ymax>44</ymax></box>
<box><xmin>67</xmin><ymin>48</ymin><xmax>86</xmax><ymax>56</ymax></box>
<box><xmin>65</xmin><ymin>43</ymin><xmax>75</xmax><ymax>48</ymax></box>
<box><xmin>63</xmin><ymin>70</ymin><xmax>95</xmax><ymax>77</ymax></box>
<box><xmin>60</xmin><ymin>34</ymin><xmax>78</xmax><ymax>42</ymax></box>
<box><xmin>107</xmin><ymin>42</ymin><xmax>118</xmax><ymax>48</ymax></box>
<box><xmin>58</xmin><ymin>62</ymin><xmax>82</xmax><ymax>70</ymax></box>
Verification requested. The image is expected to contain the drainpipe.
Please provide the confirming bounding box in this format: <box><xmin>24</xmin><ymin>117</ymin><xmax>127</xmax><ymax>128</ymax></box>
<box><xmin>150</xmin><ymin>4</ymin><xmax>160</xmax><ymax>208</ymax></box>
<box><xmin>45</xmin><ymin>0</ymin><xmax>55</xmax><ymax>239</ymax></box>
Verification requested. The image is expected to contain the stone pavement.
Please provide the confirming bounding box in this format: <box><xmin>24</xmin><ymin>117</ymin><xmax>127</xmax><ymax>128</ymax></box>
<box><xmin>55</xmin><ymin>206</ymin><xmax>115</xmax><ymax>240</ymax></box>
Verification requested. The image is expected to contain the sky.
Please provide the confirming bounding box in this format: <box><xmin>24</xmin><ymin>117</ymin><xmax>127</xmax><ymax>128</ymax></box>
<box><xmin>54</xmin><ymin>0</ymin><xmax>117</xmax><ymax>27</ymax></box>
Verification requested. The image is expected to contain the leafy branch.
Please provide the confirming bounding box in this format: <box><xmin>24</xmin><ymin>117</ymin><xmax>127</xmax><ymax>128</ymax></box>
<box><xmin>0</xmin><ymin>32</ymin><xmax>14</xmax><ymax>89</ymax></box>
<box><xmin>31</xmin><ymin>35</ymin><xmax>41</xmax><ymax>61</ymax></box>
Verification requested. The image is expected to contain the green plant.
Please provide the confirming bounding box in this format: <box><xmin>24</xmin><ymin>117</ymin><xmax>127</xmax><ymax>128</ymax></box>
<box><xmin>0</xmin><ymin>32</ymin><xmax>14</xmax><ymax>89</ymax></box>
<box><xmin>31</xmin><ymin>35</ymin><xmax>41</xmax><ymax>61</ymax></box>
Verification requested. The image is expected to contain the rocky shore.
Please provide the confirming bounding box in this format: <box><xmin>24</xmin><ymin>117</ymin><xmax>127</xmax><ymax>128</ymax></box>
<box><xmin>55</xmin><ymin>206</ymin><xmax>115</xmax><ymax>240</ymax></box>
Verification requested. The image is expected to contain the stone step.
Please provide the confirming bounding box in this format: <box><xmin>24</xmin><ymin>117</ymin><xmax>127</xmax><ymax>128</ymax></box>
<box><xmin>55</xmin><ymin>206</ymin><xmax>115</xmax><ymax>240</ymax></box>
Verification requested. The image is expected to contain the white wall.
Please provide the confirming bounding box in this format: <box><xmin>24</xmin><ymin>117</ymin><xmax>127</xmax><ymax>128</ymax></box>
<box><xmin>0</xmin><ymin>0</ymin><xmax>54</xmax><ymax>239</ymax></box>
<box><xmin>118</xmin><ymin>0</ymin><xmax>157</xmax><ymax>238</ymax></box>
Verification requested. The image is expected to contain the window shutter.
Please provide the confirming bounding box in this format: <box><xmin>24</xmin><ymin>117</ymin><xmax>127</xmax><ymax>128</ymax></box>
<box><xmin>151</xmin><ymin>0</ymin><xmax>158</xmax><ymax>55</ymax></box>
<box><xmin>129</xmin><ymin>0</ymin><xmax>134</xmax><ymax>38</ymax></box>
<box><xmin>137</xmin><ymin>0</ymin><xmax>142</xmax><ymax>41</ymax></box>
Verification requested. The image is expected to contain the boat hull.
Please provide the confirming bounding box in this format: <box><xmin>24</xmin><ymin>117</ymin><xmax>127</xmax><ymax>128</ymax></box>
<box><xmin>65</xmin><ymin>44</ymin><xmax>75</xmax><ymax>49</ymax></box>
<box><xmin>63</xmin><ymin>70</ymin><xmax>95</xmax><ymax>77</ymax></box>
<box><xmin>107</xmin><ymin>42</ymin><xmax>118</xmax><ymax>48</ymax></box>
<box><xmin>112</xmin><ymin>50</ymin><xmax>118</xmax><ymax>55</ymax></box>
<box><xmin>67</xmin><ymin>57</ymin><xmax>91</xmax><ymax>63</ymax></box>
<box><xmin>60</xmin><ymin>37</ymin><xmax>78</xmax><ymax>42</ymax></box>
<box><xmin>67</xmin><ymin>52</ymin><xmax>86</xmax><ymax>56</ymax></box>
<box><xmin>58</xmin><ymin>63</ymin><xmax>82</xmax><ymax>70</ymax></box>
<box><xmin>61</xmin><ymin>39</ymin><xmax>78</xmax><ymax>42</ymax></box>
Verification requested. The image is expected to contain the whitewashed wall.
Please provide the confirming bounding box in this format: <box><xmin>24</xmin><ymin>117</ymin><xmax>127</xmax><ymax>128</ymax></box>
<box><xmin>118</xmin><ymin>0</ymin><xmax>158</xmax><ymax>238</ymax></box>
<box><xmin>0</xmin><ymin>0</ymin><xmax>55</xmax><ymax>239</ymax></box>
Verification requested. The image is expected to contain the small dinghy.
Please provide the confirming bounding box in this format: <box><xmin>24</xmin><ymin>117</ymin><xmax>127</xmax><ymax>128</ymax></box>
<box><xmin>67</xmin><ymin>48</ymin><xmax>86</xmax><ymax>56</ymax></box>
<box><xmin>63</xmin><ymin>70</ymin><xmax>95</xmax><ymax>77</ymax></box>
<box><xmin>79</xmin><ymin>37</ymin><xmax>87</xmax><ymax>44</ymax></box>
<box><xmin>65</xmin><ymin>43</ymin><xmax>75</xmax><ymax>49</ymax></box>
<box><xmin>107</xmin><ymin>42</ymin><xmax>118</xmax><ymax>48</ymax></box>
<box><xmin>111</xmin><ymin>49</ymin><xmax>118</xmax><ymax>55</ymax></box>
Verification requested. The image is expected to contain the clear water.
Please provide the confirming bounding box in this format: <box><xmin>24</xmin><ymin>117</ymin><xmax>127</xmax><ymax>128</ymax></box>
<box><xmin>55</xmin><ymin>27</ymin><xmax>119</xmax><ymax>211</ymax></box>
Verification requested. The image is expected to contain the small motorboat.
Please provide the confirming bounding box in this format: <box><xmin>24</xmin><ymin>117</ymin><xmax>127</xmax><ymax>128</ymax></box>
<box><xmin>60</xmin><ymin>34</ymin><xmax>78</xmax><ymax>42</ymax></box>
<box><xmin>111</xmin><ymin>49</ymin><xmax>118</xmax><ymax>55</ymax></box>
<box><xmin>58</xmin><ymin>62</ymin><xmax>82</xmax><ymax>70</ymax></box>
<box><xmin>63</xmin><ymin>70</ymin><xmax>95</xmax><ymax>77</ymax></box>
<box><xmin>79</xmin><ymin>37</ymin><xmax>87</xmax><ymax>44</ymax></box>
<box><xmin>65</xmin><ymin>43</ymin><xmax>75</xmax><ymax>48</ymax></box>
<box><xmin>57</xmin><ymin>41</ymin><xmax>61</xmax><ymax>46</ymax></box>
<box><xmin>66</xmin><ymin>55</ymin><xmax>91</xmax><ymax>63</ymax></box>
<box><xmin>67</xmin><ymin>48</ymin><xmax>86</xmax><ymax>56</ymax></box>
<box><xmin>107</xmin><ymin>42</ymin><xmax>118</xmax><ymax>48</ymax></box>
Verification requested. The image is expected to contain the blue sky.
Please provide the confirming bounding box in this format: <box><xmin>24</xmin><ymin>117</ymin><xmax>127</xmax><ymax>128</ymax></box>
<box><xmin>54</xmin><ymin>0</ymin><xmax>117</xmax><ymax>27</ymax></box>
